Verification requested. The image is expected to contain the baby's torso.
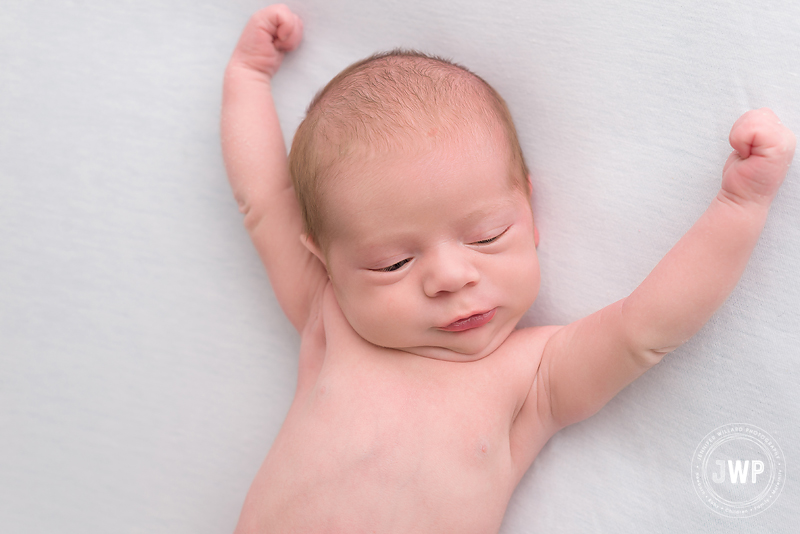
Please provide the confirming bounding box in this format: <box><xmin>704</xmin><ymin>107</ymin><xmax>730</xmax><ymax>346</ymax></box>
<box><xmin>236</xmin><ymin>285</ymin><xmax>555</xmax><ymax>534</ymax></box>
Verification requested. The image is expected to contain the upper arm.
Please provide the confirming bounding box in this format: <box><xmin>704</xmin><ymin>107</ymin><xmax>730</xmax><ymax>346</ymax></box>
<box><xmin>509</xmin><ymin>303</ymin><xmax>659</xmax><ymax>476</ymax></box>
<box><xmin>243</xmin><ymin>187</ymin><xmax>329</xmax><ymax>332</ymax></box>
<box><xmin>510</xmin><ymin>299</ymin><xmax>663</xmax><ymax>474</ymax></box>
<box><xmin>535</xmin><ymin>299</ymin><xmax>662</xmax><ymax>429</ymax></box>
<box><xmin>221</xmin><ymin>52</ymin><xmax>327</xmax><ymax>332</ymax></box>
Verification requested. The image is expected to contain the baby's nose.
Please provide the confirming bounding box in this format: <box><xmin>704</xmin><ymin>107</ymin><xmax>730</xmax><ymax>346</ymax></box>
<box><xmin>422</xmin><ymin>244</ymin><xmax>480</xmax><ymax>297</ymax></box>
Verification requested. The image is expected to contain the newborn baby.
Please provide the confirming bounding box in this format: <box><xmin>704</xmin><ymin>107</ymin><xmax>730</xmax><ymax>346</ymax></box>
<box><xmin>220</xmin><ymin>5</ymin><xmax>795</xmax><ymax>533</ymax></box>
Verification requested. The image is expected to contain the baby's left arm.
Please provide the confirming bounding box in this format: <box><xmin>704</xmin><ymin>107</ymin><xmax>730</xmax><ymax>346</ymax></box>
<box><xmin>534</xmin><ymin>109</ymin><xmax>795</xmax><ymax>429</ymax></box>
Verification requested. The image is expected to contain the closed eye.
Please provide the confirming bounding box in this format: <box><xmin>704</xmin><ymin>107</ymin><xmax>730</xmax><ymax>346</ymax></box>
<box><xmin>470</xmin><ymin>227</ymin><xmax>509</xmax><ymax>245</ymax></box>
<box><xmin>374</xmin><ymin>258</ymin><xmax>411</xmax><ymax>272</ymax></box>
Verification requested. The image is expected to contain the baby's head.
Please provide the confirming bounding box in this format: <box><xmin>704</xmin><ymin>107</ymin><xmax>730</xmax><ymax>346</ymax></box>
<box><xmin>290</xmin><ymin>50</ymin><xmax>531</xmax><ymax>248</ymax></box>
<box><xmin>289</xmin><ymin>51</ymin><xmax>541</xmax><ymax>361</ymax></box>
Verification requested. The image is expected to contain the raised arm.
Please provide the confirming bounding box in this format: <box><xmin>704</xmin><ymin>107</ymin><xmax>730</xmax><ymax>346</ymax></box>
<box><xmin>536</xmin><ymin>109</ymin><xmax>795</xmax><ymax>429</ymax></box>
<box><xmin>221</xmin><ymin>5</ymin><xmax>327</xmax><ymax>331</ymax></box>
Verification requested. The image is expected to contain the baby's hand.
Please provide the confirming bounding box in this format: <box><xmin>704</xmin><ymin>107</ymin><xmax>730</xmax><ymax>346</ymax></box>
<box><xmin>721</xmin><ymin>108</ymin><xmax>796</xmax><ymax>207</ymax></box>
<box><xmin>230</xmin><ymin>4</ymin><xmax>303</xmax><ymax>79</ymax></box>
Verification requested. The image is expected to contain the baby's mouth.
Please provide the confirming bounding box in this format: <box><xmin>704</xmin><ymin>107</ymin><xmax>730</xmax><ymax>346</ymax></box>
<box><xmin>440</xmin><ymin>309</ymin><xmax>496</xmax><ymax>332</ymax></box>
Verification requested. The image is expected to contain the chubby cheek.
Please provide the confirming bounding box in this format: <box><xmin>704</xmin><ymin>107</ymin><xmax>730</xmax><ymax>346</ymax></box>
<box><xmin>335</xmin><ymin>282</ymin><xmax>416</xmax><ymax>348</ymax></box>
<box><xmin>503</xmin><ymin>238</ymin><xmax>541</xmax><ymax>314</ymax></box>
<box><xmin>519</xmin><ymin>256</ymin><xmax>541</xmax><ymax>309</ymax></box>
<box><xmin>501</xmin><ymin>204</ymin><xmax>539</xmax><ymax>301</ymax></box>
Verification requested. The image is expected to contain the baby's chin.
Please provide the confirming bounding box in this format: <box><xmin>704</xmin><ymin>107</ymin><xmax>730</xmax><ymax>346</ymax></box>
<box><xmin>401</xmin><ymin>346</ymin><xmax>498</xmax><ymax>363</ymax></box>
<box><xmin>393</xmin><ymin>328</ymin><xmax>515</xmax><ymax>363</ymax></box>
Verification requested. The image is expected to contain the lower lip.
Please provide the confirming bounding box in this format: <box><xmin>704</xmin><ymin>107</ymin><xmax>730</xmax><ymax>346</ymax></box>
<box><xmin>440</xmin><ymin>309</ymin><xmax>496</xmax><ymax>332</ymax></box>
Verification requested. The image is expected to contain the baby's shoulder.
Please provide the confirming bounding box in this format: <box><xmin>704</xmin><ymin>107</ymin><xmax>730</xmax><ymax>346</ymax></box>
<box><xmin>486</xmin><ymin>324</ymin><xmax>563</xmax><ymax>392</ymax></box>
<box><xmin>500</xmin><ymin>324</ymin><xmax>563</xmax><ymax>361</ymax></box>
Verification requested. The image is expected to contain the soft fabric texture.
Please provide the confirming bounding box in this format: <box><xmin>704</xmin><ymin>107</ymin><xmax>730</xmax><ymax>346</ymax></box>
<box><xmin>1</xmin><ymin>1</ymin><xmax>798</xmax><ymax>532</ymax></box>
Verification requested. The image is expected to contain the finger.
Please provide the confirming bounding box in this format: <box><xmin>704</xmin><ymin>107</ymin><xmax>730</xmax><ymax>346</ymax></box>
<box><xmin>722</xmin><ymin>150</ymin><xmax>739</xmax><ymax>177</ymax></box>
<box><xmin>271</xmin><ymin>6</ymin><xmax>303</xmax><ymax>52</ymax></box>
<box><xmin>729</xmin><ymin>110</ymin><xmax>757</xmax><ymax>160</ymax></box>
<box><xmin>729</xmin><ymin>108</ymin><xmax>786</xmax><ymax>160</ymax></box>
<box><xmin>276</xmin><ymin>14</ymin><xmax>303</xmax><ymax>52</ymax></box>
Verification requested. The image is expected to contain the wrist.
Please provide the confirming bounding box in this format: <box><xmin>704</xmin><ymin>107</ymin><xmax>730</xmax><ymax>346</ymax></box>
<box><xmin>715</xmin><ymin>188</ymin><xmax>773</xmax><ymax>218</ymax></box>
<box><xmin>224</xmin><ymin>60</ymin><xmax>274</xmax><ymax>89</ymax></box>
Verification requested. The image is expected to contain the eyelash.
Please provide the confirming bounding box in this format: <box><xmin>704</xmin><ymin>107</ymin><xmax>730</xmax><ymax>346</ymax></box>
<box><xmin>377</xmin><ymin>258</ymin><xmax>411</xmax><ymax>272</ymax></box>
<box><xmin>471</xmin><ymin>227</ymin><xmax>508</xmax><ymax>245</ymax></box>
<box><xmin>372</xmin><ymin>228</ymin><xmax>509</xmax><ymax>273</ymax></box>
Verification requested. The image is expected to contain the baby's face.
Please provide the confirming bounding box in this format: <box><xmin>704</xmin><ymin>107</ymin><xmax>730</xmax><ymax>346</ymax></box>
<box><xmin>315</xmin><ymin>132</ymin><xmax>540</xmax><ymax>362</ymax></box>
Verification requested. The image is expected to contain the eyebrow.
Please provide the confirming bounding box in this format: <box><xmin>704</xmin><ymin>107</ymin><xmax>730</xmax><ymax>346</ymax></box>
<box><xmin>456</xmin><ymin>198</ymin><xmax>518</xmax><ymax>226</ymax></box>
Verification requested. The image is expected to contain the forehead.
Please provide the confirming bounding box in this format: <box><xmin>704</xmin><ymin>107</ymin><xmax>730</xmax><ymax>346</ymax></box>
<box><xmin>322</xmin><ymin>130</ymin><xmax>520</xmax><ymax>245</ymax></box>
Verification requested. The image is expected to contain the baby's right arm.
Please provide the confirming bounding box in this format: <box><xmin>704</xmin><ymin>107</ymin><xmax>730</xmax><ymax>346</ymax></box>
<box><xmin>221</xmin><ymin>6</ymin><xmax>327</xmax><ymax>331</ymax></box>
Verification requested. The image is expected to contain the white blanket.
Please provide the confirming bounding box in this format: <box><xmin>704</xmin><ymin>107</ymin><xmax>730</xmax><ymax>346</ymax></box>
<box><xmin>2</xmin><ymin>1</ymin><xmax>797</xmax><ymax>531</ymax></box>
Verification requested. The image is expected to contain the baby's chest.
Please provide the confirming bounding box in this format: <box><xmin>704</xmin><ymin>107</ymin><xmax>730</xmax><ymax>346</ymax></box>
<box><xmin>298</xmin><ymin>359</ymin><xmax>518</xmax><ymax>484</ymax></box>
<box><xmin>268</xmin><ymin>362</ymin><xmax>520</xmax><ymax>530</ymax></box>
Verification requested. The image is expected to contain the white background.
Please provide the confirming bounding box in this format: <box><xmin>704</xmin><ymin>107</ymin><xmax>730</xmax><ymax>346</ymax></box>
<box><xmin>2</xmin><ymin>1</ymin><xmax>798</xmax><ymax>531</ymax></box>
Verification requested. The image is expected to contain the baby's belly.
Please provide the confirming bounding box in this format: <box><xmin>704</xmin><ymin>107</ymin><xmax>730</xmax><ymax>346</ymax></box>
<box><xmin>245</xmin><ymin>368</ymin><xmax>517</xmax><ymax>533</ymax></box>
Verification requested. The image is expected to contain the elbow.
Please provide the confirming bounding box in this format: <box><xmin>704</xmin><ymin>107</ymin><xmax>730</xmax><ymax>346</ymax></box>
<box><xmin>239</xmin><ymin>198</ymin><xmax>266</xmax><ymax>232</ymax></box>
<box><xmin>624</xmin><ymin>328</ymin><xmax>680</xmax><ymax>370</ymax></box>
<box><xmin>619</xmin><ymin>297</ymin><xmax>682</xmax><ymax>370</ymax></box>
<box><xmin>630</xmin><ymin>345</ymin><xmax>672</xmax><ymax>370</ymax></box>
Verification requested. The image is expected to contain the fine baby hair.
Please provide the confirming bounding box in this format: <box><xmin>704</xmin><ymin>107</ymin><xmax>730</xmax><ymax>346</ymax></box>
<box><xmin>288</xmin><ymin>49</ymin><xmax>531</xmax><ymax>248</ymax></box>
